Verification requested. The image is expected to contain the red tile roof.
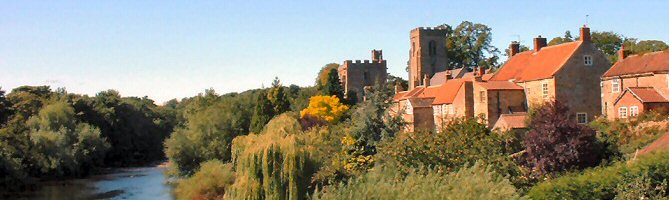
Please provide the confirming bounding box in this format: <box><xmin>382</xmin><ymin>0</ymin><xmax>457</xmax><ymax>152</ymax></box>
<box><xmin>393</xmin><ymin>91</ymin><xmax>408</xmax><ymax>101</ymax></box>
<box><xmin>432</xmin><ymin>79</ymin><xmax>467</xmax><ymax>105</ymax></box>
<box><xmin>627</xmin><ymin>87</ymin><xmax>669</xmax><ymax>103</ymax></box>
<box><xmin>493</xmin><ymin>113</ymin><xmax>528</xmax><ymax>130</ymax></box>
<box><xmin>491</xmin><ymin>41</ymin><xmax>582</xmax><ymax>82</ymax></box>
<box><xmin>602</xmin><ymin>51</ymin><xmax>669</xmax><ymax>77</ymax></box>
<box><xmin>638</xmin><ymin>131</ymin><xmax>669</xmax><ymax>156</ymax></box>
<box><xmin>475</xmin><ymin>80</ymin><xmax>523</xmax><ymax>90</ymax></box>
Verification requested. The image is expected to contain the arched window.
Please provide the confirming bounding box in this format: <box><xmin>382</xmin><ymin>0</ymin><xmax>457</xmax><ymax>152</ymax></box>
<box><xmin>428</xmin><ymin>40</ymin><xmax>437</xmax><ymax>56</ymax></box>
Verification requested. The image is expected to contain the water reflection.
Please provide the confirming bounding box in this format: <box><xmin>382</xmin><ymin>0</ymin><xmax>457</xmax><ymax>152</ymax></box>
<box><xmin>12</xmin><ymin>167</ymin><xmax>174</xmax><ymax>200</ymax></box>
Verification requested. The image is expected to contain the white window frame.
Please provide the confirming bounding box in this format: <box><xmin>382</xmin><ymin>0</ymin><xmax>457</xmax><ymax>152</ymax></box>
<box><xmin>576</xmin><ymin>112</ymin><xmax>588</xmax><ymax>124</ymax></box>
<box><xmin>619</xmin><ymin>107</ymin><xmax>628</xmax><ymax>119</ymax></box>
<box><xmin>630</xmin><ymin>106</ymin><xmax>639</xmax><ymax>117</ymax></box>
<box><xmin>612</xmin><ymin>79</ymin><xmax>621</xmax><ymax>93</ymax></box>
<box><xmin>542</xmin><ymin>82</ymin><xmax>549</xmax><ymax>99</ymax></box>
<box><xmin>584</xmin><ymin>55</ymin><xmax>593</xmax><ymax>66</ymax></box>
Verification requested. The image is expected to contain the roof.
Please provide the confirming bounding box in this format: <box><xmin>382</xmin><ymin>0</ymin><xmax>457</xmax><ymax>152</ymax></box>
<box><xmin>638</xmin><ymin>131</ymin><xmax>669</xmax><ymax>156</ymax></box>
<box><xmin>493</xmin><ymin>113</ymin><xmax>528</xmax><ymax>130</ymax></box>
<box><xmin>602</xmin><ymin>51</ymin><xmax>669</xmax><ymax>77</ymax></box>
<box><xmin>491</xmin><ymin>41</ymin><xmax>582</xmax><ymax>82</ymax></box>
<box><xmin>430</xmin><ymin>68</ymin><xmax>467</xmax><ymax>85</ymax></box>
<box><xmin>475</xmin><ymin>80</ymin><xmax>523</xmax><ymax>90</ymax></box>
<box><xmin>615</xmin><ymin>87</ymin><xmax>669</xmax><ymax>104</ymax></box>
<box><xmin>408</xmin><ymin>97</ymin><xmax>435</xmax><ymax>108</ymax></box>
<box><xmin>432</xmin><ymin>79</ymin><xmax>467</xmax><ymax>105</ymax></box>
<box><xmin>393</xmin><ymin>91</ymin><xmax>408</xmax><ymax>101</ymax></box>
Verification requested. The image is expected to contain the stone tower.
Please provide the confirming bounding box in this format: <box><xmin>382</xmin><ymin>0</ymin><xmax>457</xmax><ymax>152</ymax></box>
<box><xmin>409</xmin><ymin>27</ymin><xmax>449</xmax><ymax>89</ymax></box>
<box><xmin>338</xmin><ymin>49</ymin><xmax>387</xmax><ymax>102</ymax></box>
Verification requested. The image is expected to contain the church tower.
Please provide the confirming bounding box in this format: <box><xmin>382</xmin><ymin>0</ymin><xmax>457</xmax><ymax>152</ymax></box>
<box><xmin>408</xmin><ymin>27</ymin><xmax>449</xmax><ymax>89</ymax></box>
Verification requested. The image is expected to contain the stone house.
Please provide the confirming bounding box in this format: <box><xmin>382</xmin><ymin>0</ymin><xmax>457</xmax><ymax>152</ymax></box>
<box><xmin>490</xmin><ymin>26</ymin><xmax>611</xmax><ymax>124</ymax></box>
<box><xmin>601</xmin><ymin>51</ymin><xmax>669</xmax><ymax>119</ymax></box>
<box><xmin>338</xmin><ymin>49</ymin><xmax>387</xmax><ymax>102</ymax></box>
<box><xmin>391</xmin><ymin>76</ymin><xmax>440</xmax><ymax>132</ymax></box>
<box><xmin>472</xmin><ymin>75</ymin><xmax>527</xmax><ymax>128</ymax></box>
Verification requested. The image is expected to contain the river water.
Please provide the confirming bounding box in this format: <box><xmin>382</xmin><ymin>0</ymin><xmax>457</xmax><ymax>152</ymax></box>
<box><xmin>12</xmin><ymin>166</ymin><xmax>174</xmax><ymax>200</ymax></box>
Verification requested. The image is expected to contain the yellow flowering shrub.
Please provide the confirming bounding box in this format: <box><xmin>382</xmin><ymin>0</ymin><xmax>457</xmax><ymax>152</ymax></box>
<box><xmin>300</xmin><ymin>95</ymin><xmax>349</xmax><ymax>123</ymax></box>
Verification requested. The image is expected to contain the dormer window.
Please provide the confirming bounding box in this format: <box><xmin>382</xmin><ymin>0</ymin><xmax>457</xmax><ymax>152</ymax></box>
<box><xmin>584</xmin><ymin>55</ymin><xmax>593</xmax><ymax>66</ymax></box>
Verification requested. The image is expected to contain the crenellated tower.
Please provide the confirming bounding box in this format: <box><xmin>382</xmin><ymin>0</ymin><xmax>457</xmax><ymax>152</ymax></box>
<box><xmin>409</xmin><ymin>27</ymin><xmax>449</xmax><ymax>89</ymax></box>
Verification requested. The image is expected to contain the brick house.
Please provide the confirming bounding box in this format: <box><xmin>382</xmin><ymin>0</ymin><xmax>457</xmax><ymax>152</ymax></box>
<box><xmin>490</xmin><ymin>26</ymin><xmax>610</xmax><ymax>124</ymax></box>
<box><xmin>431</xmin><ymin>78</ymin><xmax>473</xmax><ymax>130</ymax></box>
<box><xmin>601</xmin><ymin>51</ymin><xmax>669</xmax><ymax>119</ymax></box>
<box><xmin>472</xmin><ymin>74</ymin><xmax>527</xmax><ymax>128</ymax></box>
<box><xmin>392</xmin><ymin>76</ymin><xmax>440</xmax><ymax>132</ymax></box>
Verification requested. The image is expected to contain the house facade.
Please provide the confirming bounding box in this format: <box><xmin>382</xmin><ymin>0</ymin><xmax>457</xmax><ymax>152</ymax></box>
<box><xmin>601</xmin><ymin>51</ymin><xmax>669</xmax><ymax>119</ymax></box>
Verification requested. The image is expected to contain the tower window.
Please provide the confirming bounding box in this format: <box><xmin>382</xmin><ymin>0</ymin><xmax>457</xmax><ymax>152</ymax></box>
<box><xmin>428</xmin><ymin>40</ymin><xmax>437</xmax><ymax>56</ymax></box>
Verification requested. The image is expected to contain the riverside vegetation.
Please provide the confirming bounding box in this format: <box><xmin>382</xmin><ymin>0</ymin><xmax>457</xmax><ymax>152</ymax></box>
<box><xmin>3</xmin><ymin>21</ymin><xmax>669</xmax><ymax>199</ymax></box>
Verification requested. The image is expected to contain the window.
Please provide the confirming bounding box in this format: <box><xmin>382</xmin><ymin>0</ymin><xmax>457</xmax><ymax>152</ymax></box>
<box><xmin>576</xmin><ymin>113</ymin><xmax>588</xmax><ymax>124</ymax></box>
<box><xmin>405</xmin><ymin>101</ymin><xmax>413</xmax><ymax>114</ymax></box>
<box><xmin>630</xmin><ymin>106</ymin><xmax>639</xmax><ymax>117</ymax></box>
<box><xmin>428</xmin><ymin>40</ymin><xmax>437</xmax><ymax>56</ymax></box>
<box><xmin>433</xmin><ymin>105</ymin><xmax>440</xmax><ymax>116</ymax></box>
<box><xmin>619</xmin><ymin>107</ymin><xmax>628</xmax><ymax>118</ymax></box>
<box><xmin>479</xmin><ymin>91</ymin><xmax>486</xmax><ymax>103</ymax></box>
<box><xmin>363</xmin><ymin>71</ymin><xmax>370</xmax><ymax>83</ymax></box>
<box><xmin>542</xmin><ymin>82</ymin><xmax>549</xmax><ymax>99</ymax></box>
<box><xmin>584</xmin><ymin>55</ymin><xmax>593</xmax><ymax>66</ymax></box>
<box><xmin>612</xmin><ymin>79</ymin><xmax>620</xmax><ymax>93</ymax></box>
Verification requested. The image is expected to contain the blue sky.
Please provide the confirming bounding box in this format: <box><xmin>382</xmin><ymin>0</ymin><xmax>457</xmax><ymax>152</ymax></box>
<box><xmin>1</xmin><ymin>1</ymin><xmax>668</xmax><ymax>103</ymax></box>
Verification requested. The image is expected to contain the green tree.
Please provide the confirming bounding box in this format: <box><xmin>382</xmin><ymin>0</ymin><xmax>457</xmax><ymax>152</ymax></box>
<box><xmin>548</xmin><ymin>31</ymin><xmax>574</xmax><ymax>46</ymax></box>
<box><xmin>322</xmin><ymin>69</ymin><xmax>345</xmax><ymax>101</ymax></box>
<box><xmin>250</xmin><ymin>90</ymin><xmax>274</xmax><ymax>133</ymax></box>
<box><xmin>629</xmin><ymin>40</ymin><xmax>669</xmax><ymax>54</ymax></box>
<box><xmin>0</xmin><ymin>87</ymin><xmax>11</xmax><ymax>124</ymax></box>
<box><xmin>316</xmin><ymin>63</ymin><xmax>340</xmax><ymax>88</ymax></box>
<box><xmin>443</xmin><ymin>21</ymin><xmax>501</xmax><ymax>69</ymax></box>
<box><xmin>268</xmin><ymin>77</ymin><xmax>291</xmax><ymax>114</ymax></box>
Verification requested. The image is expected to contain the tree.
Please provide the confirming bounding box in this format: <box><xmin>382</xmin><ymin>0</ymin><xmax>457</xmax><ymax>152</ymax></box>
<box><xmin>629</xmin><ymin>40</ymin><xmax>669</xmax><ymax>54</ymax></box>
<box><xmin>503</xmin><ymin>44</ymin><xmax>530</xmax><ymax>57</ymax></box>
<box><xmin>524</xmin><ymin>101</ymin><xmax>602</xmax><ymax>176</ymax></box>
<box><xmin>316</xmin><ymin>63</ymin><xmax>340</xmax><ymax>88</ymax></box>
<box><xmin>267</xmin><ymin>77</ymin><xmax>290</xmax><ymax>114</ymax></box>
<box><xmin>590</xmin><ymin>31</ymin><xmax>625</xmax><ymax>63</ymax></box>
<box><xmin>0</xmin><ymin>87</ymin><xmax>11</xmax><ymax>125</ymax></box>
<box><xmin>443</xmin><ymin>21</ymin><xmax>501</xmax><ymax>69</ymax></box>
<box><xmin>322</xmin><ymin>68</ymin><xmax>345</xmax><ymax>101</ymax></box>
<box><xmin>548</xmin><ymin>31</ymin><xmax>574</xmax><ymax>46</ymax></box>
<box><xmin>250</xmin><ymin>90</ymin><xmax>274</xmax><ymax>133</ymax></box>
<box><xmin>300</xmin><ymin>95</ymin><xmax>349</xmax><ymax>123</ymax></box>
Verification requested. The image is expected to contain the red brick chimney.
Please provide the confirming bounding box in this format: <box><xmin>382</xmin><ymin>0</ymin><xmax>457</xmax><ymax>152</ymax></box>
<box><xmin>534</xmin><ymin>36</ymin><xmax>547</xmax><ymax>52</ymax></box>
<box><xmin>618</xmin><ymin>45</ymin><xmax>627</xmax><ymax>62</ymax></box>
<box><xmin>510</xmin><ymin>41</ymin><xmax>520</xmax><ymax>57</ymax></box>
<box><xmin>580</xmin><ymin>25</ymin><xmax>591</xmax><ymax>42</ymax></box>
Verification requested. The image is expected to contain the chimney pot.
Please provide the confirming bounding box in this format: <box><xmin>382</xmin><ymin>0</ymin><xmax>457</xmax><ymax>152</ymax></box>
<box><xmin>423</xmin><ymin>75</ymin><xmax>430</xmax><ymax>87</ymax></box>
<box><xmin>534</xmin><ymin>36</ymin><xmax>547</xmax><ymax>51</ymax></box>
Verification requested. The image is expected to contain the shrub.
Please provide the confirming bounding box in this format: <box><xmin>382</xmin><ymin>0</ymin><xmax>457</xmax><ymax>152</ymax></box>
<box><xmin>300</xmin><ymin>95</ymin><xmax>348</xmax><ymax>123</ymax></box>
<box><xmin>528</xmin><ymin>151</ymin><xmax>669</xmax><ymax>199</ymax></box>
<box><xmin>524</xmin><ymin>101</ymin><xmax>602</xmax><ymax>176</ymax></box>
<box><xmin>312</xmin><ymin>162</ymin><xmax>525</xmax><ymax>200</ymax></box>
<box><xmin>174</xmin><ymin>160</ymin><xmax>235</xmax><ymax>200</ymax></box>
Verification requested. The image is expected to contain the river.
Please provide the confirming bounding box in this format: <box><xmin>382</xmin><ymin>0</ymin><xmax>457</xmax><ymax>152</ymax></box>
<box><xmin>11</xmin><ymin>166</ymin><xmax>174</xmax><ymax>200</ymax></box>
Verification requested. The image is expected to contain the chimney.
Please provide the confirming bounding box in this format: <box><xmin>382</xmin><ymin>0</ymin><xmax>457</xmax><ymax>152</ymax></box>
<box><xmin>372</xmin><ymin>49</ymin><xmax>383</xmax><ymax>62</ymax></box>
<box><xmin>478</xmin><ymin>66</ymin><xmax>485</xmax><ymax>77</ymax></box>
<box><xmin>534</xmin><ymin>36</ymin><xmax>547</xmax><ymax>51</ymax></box>
<box><xmin>580</xmin><ymin>25</ymin><xmax>591</xmax><ymax>42</ymax></box>
<box><xmin>423</xmin><ymin>75</ymin><xmax>430</xmax><ymax>87</ymax></box>
<box><xmin>510</xmin><ymin>41</ymin><xmax>520</xmax><ymax>57</ymax></box>
<box><xmin>618</xmin><ymin>45</ymin><xmax>627</xmax><ymax>62</ymax></box>
<box><xmin>394</xmin><ymin>83</ymin><xmax>402</xmax><ymax>94</ymax></box>
<box><xmin>445</xmin><ymin>71</ymin><xmax>452</xmax><ymax>82</ymax></box>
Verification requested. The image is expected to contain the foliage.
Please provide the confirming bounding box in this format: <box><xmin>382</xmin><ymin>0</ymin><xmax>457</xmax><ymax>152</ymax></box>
<box><xmin>548</xmin><ymin>31</ymin><xmax>574</xmax><ymax>46</ymax></box>
<box><xmin>528</xmin><ymin>152</ymin><xmax>669</xmax><ymax>200</ymax></box>
<box><xmin>524</xmin><ymin>101</ymin><xmax>602</xmax><ymax>176</ymax></box>
<box><xmin>503</xmin><ymin>44</ymin><xmax>530</xmax><ymax>57</ymax></box>
<box><xmin>589</xmin><ymin>111</ymin><xmax>669</xmax><ymax>156</ymax></box>
<box><xmin>346</xmin><ymin>84</ymin><xmax>403</xmax><ymax>143</ymax></box>
<box><xmin>174</xmin><ymin>160</ymin><xmax>235</xmax><ymax>200</ymax></box>
<box><xmin>268</xmin><ymin>77</ymin><xmax>291</xmax><ymax>115</ymax></box>
<box><xmin>27</xmin><ymin>101</ymin><xmax>110</xmax><ymax>176</ymax></box>
<box><xmin>440</xmin><ymin>21</ymin><xmax>501</xmax><ymax>69</ymax></box>
<box><xmin>288</xmin><ymin>86</ymin><xmax>318</xmax><ymax>113</ymax></box>
<box><xmin>316</xmin><ymin>63</ymin><xmax>340</xmax><ymax>88</ymax></box>
<box><xmin>300</xmin><ymin>95</ymin><xmax>349</xmax><ymax>123</ymax></box>
<box><xmin>0</xmin><ymin>88</ymin><xmax>11</xmax><ymax>124</ymax></box>
<box><xmin>250</xmin><ymin>90</ymin><xmax>274</xmax><ymax>133</ymax></box>
<box><xmin>228</xmin><ymin>114</ymin><xmax>318</xmax><ymax>200</ymax></box>
<box><xmin>165</xmin><ymin>90</ymin><xmax>255</xmax><ymax>176</ymax></box>
<box><xmin>321</xmin><ymin>69</ymin><xmax>345</xmax><ymax>101</ymax></box>
<box><xmin>313</xmin><ymin>162</ymin><xmax>525</xmax><ymax>200</ymax></box>
<box><xmin>340</xmin><ymin>135</ymin><xmax>375</xmax><ymax>173</ymax></box>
